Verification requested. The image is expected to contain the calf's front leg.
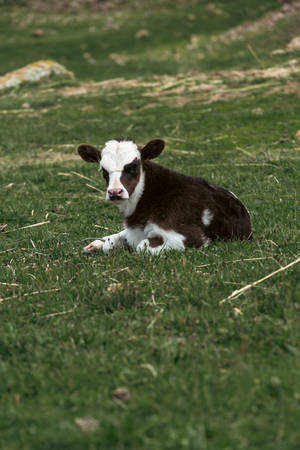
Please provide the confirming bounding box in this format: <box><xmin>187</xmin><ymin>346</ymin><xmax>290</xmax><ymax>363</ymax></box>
<box><xmin>83</xmin><ymin>230</ymin><xmax>127</xmax><ymax>254</ymax></box>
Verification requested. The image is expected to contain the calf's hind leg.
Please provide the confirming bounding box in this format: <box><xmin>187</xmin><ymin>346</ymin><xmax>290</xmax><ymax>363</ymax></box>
<box><xmin>136</xmin><ymin>224</ymin><xmax>186</xmax><ymax>254</ymax></box>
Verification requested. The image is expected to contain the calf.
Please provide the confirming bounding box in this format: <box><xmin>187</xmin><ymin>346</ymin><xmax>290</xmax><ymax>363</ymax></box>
<box><xmin>78</xmin><ymin>139</ymin><xmax>252</xmax><ymax>255</ymax></box>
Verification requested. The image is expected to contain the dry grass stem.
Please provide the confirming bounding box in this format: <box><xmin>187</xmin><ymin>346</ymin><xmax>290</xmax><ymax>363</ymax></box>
<box><xmin>169</xmin><ymin>149</ymin><xmax>199</xmax><ymax>155</ymax></box>
<box><xmin>141</xmin><ymin>363</ymin><xmax>158</xmax><ymax>377</ymax></box>
<box><xmin>70</xmin><ymin>171</ymin><xmax>96</xmax><ymax>182</ymax></box>
<box><xmin>220</xmin><ymin>256</ymin><xmax>300</xmax><ymax>305</ymax></box>
<box><xmin>0</xmin><ymin>288</ymin><xmax>60</xmax><ymax>303</ymax></box>
<box><xmin>40</xmin><ymin>306</ymin><xmax>77</xmax><ymax>318</ymax></box>
<box><xmin>0</xmin><ymin>248</ymin><xmax>17</xmax><ymax>254</ymax></box>
<box><xmin>86</xmin><ymin>183</ymin><xmax>104</xmax><ymax>193</ymax></box>
<box><xmin>236</xmin><ymin>146</ymin><xmax>256</xmax><ymax>159</ymax></box>
<box><xmin>6</xmin><ymin>221</ymin><xmax>50</xmax><ymax>233</ymax></box>
<box><xmin>197</xmin><ymin>256</ymin><xmax>274</xmax><ymax>269</ymax></box>
<box><xmin>194</xmin><ymin>163</ymin><xmax>278</xmax><ymax>167</ymax></box>
<box><xmin>247</xmin><ymin>44</ymin><xmax>263</xmax><ymax>67</ymax></box>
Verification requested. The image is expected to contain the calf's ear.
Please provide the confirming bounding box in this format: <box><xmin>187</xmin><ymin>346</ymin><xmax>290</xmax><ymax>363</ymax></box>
<box><xmin>77</xmin><ymin>144</ymin><xmax>101</xmax><ymax>163</ymax></box>
<box><xmin>140</xmin><ymin>139</ymin><xmax>165</xmax><ymax>160</ymax></box>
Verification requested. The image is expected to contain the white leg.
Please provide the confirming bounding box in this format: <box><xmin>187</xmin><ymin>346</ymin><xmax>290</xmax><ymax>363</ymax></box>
<box><xmin>136</xmin><ymin>238</ymin><xmax>165</xmax><ymax>255</ymax></box>
<box><xmin>136</xmin><ymin>224</ymin><xmax>186</xmax><ymax>254</ymax></box>
<box><xmin>82</xmin><ymin>230</ymin><xmax>127</xmax><ymax>254</ymax></box>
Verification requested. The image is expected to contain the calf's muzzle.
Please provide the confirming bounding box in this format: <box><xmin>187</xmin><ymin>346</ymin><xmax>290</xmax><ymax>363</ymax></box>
<box><xmin>108</xmin><ymin>188</ymin><xmax>124</xmax><ymax>200</ymax></box>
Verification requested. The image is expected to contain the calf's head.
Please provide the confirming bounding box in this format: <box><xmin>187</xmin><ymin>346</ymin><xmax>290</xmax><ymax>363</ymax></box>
<box><xmin>78</xmin><ymin>139</ymin><xmax>165</xmax><ymax>203</ymax></box>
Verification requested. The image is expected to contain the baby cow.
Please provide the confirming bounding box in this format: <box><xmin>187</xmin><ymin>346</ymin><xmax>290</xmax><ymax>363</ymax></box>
<box><xmin>78</xmin><ymin>139</ymin><xmax>252</xmax><ymax>255</ymax></box>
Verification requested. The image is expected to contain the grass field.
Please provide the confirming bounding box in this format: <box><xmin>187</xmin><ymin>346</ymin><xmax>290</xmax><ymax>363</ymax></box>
<box><xmin>0</xmin><ymin>1</ymin><xmax>300</xmax><ymax>449</ymax></box>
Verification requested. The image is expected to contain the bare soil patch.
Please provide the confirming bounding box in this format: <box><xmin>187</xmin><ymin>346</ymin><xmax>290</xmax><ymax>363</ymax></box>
<box><xmin>62</xmin><ymin>62</ymin><xmax>300</xmax><ymax>108</ymax></box>
<box><xmin>214</xmin><ymin>0</ymin><xmax>300</xmax><ymax>42</ymax></box>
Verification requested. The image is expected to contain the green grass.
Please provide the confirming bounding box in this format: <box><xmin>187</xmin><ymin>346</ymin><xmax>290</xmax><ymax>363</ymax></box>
<box><xmin>0</xmin><ymin>1</ymin><xmax>300</xmax><ymax>449</ymax></box>
<box><xmin>0</xmin><ymin>0</ymin><xmax>280</xmax><ymax>79</ymax></box>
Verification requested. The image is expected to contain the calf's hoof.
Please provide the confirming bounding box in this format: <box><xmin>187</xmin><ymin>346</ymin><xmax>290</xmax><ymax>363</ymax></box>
<box><xmin>82</xmin><ymin>239</ymin><xmax>104</xmax><ymax>255</ymax></box>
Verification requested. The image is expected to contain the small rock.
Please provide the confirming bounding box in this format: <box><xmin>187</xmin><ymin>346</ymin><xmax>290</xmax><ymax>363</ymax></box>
<box><xmin>252</xmin><ymin>108</ymin><xmax>264</xmax><ymax>115</ymax></box>
<box><xmin>0</xmin><ymin>224</ymin><xmax>8</xmax><ymax>232</ymax></box>
<box><xmin>32</xmin><ymin>29</ymin><xmax>44</xmax><ymax>38</ymax></box>
<box><xmin>0</xmin><ymin>60</ymin><xmax>74</xmax><ymax>91</ymax></box>
<box><xmin>53</xmin><ymin>205</ymin><xmax>65</xmax><ymax>213</ymax></box>
<box><xmin>287</xmin><ymin>36</ymin><xmax>300</xmax><ymax>51</ymax></box>
<box><xmin>270</xmin><ymin>376</ymin><xmax>281</xmax><ymax>387</ymax></box>
<box><xmin>271</xmin><ymin>49</ymin><xmax>286</xmax><ymax>55</ymax></box>
<box><xmin>206</xmin><ymin>3</ymin><xmax>223</xmax><ymax>15</ymax></box>
<box><xmin>83</xmin><ymin>52</ymin><xmax>96</xmax><ymax>65</ymax></box>
<box><xmin>109</xmin><ymin>53</ymin><xmax>129</xmax><ymax>66</ymax></box>
<box><xmin>233</xmin><ymin>307</ymin><xmax>243</xmax><ymax>316</ymax></box>
<box><xmin>187</xmin><ymin>34</ymin><xmax>199</xmax><ymax>50</ymax></box>
<box><xmin>135</xmin><ymin>29</ymin><xmax>149</xmax><ymax>39</ymax></box>
<box><xmin>112</xmin><ymin>387</ymin><xmax>130</xmax><ymax>402</ymax></box>
<box><xmin>288</xmin><ymin>59</ymin><xmax>298</xmax><ymax>66</ymax></box>
<box><xmin>81</xmin><ymin>105</ymin><xmax>95</xmax><ymax>112</ymax></box>
<box><xmin>107</xmin><ymin>283</ymin><xmax>122</xmax><ymax>293</ymax></box>
<box><xmin>75</xmin><ymin>417</ymin><xmax>99</xmax><ymax>432</ymax></box>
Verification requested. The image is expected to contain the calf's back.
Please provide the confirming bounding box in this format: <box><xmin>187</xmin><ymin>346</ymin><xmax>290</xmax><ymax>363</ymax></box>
<box><xmin>125</xmin><ymin>160</ymin><xmax>252</xmax><ymax>247</ymax></box>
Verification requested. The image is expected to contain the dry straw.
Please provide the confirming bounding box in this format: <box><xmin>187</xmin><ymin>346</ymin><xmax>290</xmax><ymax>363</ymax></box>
<box><xmin>220</xmin><ymin>256</ymin><xmax>300</xmax><ymax>305</ymax></box>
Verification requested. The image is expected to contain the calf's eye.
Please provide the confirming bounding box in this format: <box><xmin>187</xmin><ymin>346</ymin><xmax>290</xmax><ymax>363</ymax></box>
<box><xmin>123</xmin><ymin>161</ymin><xmax>139</xmax><ymax>176</ymax></box>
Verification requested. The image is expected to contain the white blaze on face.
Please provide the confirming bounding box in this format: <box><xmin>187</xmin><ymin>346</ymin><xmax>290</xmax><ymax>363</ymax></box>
<box><xmin>100</xmin><ymin>140</ymin><xmax>141</xmax><ymax>200</ymax></box>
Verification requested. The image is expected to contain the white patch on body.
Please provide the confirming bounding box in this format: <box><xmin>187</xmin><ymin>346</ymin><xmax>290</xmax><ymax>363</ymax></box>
<box><xmin>136</xmin><ymin>223</ymin><xmax>185</xmax><ymax>254</ymax></box>
<box><xmin>136</xmin><ymin>239</ymin><xmax>162</xmax><ymax>255</ymax></box>
<box><xmin>124</xmin><ymin>227</ymin><xmax>146</xmax><ymax>249</ymax></box>
<box><xmin>202</xmin><ymin>208</ymin><xmax>214</xmax><ymax>226</ymax></box>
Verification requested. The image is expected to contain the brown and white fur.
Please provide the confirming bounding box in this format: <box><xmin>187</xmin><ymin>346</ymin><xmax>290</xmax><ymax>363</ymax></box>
<box><xmin>78</xmin><ymin>139</ymin><xmax>252</xmax><ymax>255</ymax></box>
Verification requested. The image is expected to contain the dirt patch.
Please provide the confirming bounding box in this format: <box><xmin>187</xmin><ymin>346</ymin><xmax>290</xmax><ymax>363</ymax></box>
<box><xmin>241</xmin><ymin>64</ymin><xmax>300</xmax><ymax>79</ymax></box>
<box><xmin>0</xmin><ymin>149</ymin><xmax>79</xmax><ymax>169</ymax></box>
<box><xmin>0</xmin><ymin>105</ymin><xmax>61</xmax><ymax>117</ymax></box>
<box><xmin>206</xmin><ymin>3</ymin><xmax>224</xmax><ymax>16</ymax></box>
<box><xmin>287</xmin><ymin>36</ymin><xmax>300</xmax><ymax>51</ymax></box>
<box><xmin>61</xmin><ymin>61</ymin><xmax>300</xmax><ymax>109</ymax></box>
<box><xmin>37</xmin><ymin>151</ymin><xmax>79</xmax><ymax>162</ymax></box>
<box><xmin>62</xmin><ymin>62</ymin><xmax>300</xmax><ymax>101</ymax></box>
<box><xmin>19</xmin><ymin>0</ymin><xmax>129</xmax><ymax>12</ymax></box>
<box><xmin>267</xmin><ymin>80</ymin><xmax>300</xmax><ymax>96</ymax></box>
<box><xmin>62</xmin><ymin>78</ymin><xmax>159</xmax><ymax>97</ymax></box>
<box><xmin>214</xmin><ymin>1</ymin><xmax>300</xmax><ymax>42</ymax></box>
<box><xmin>63</xmin><ymin>84</ymin><xmax>99</xmax><ymax>97</ymax></box>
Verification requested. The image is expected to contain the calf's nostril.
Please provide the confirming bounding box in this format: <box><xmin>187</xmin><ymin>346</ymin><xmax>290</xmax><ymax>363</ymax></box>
<box><xmin>108</xmin><ymin>188</ymin><xmax>124</xmax><ymax>198</ymax></box>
